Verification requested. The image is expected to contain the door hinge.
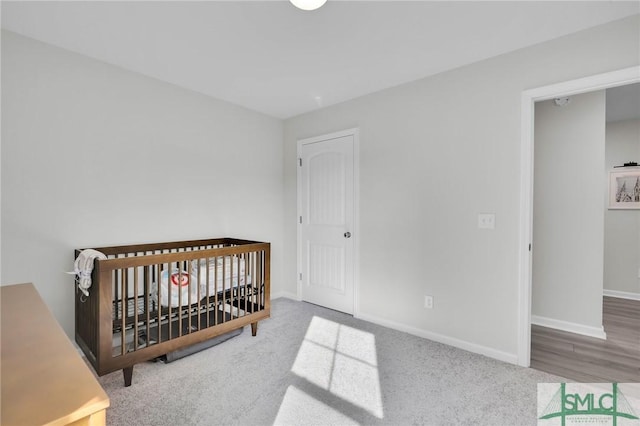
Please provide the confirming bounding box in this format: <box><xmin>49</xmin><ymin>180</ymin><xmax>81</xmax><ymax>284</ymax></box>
<box><xmin>529</xmin><ymin>243</ymin><xmax>532</xmax><ymax>252</ymax></box>
<box><xmin>299</xmin><ymin>216</ymin><xmax>302</xmax><ymax>224</ymax></box>
<box><xmin>299</xmin><ymin>158</ymin><xmax>302</xmax><ymax>167</ymax></box>
<box><xmin>299</xmin><ymin>273</ymin><xmax>302</xmax><ymax>280</ymax></box>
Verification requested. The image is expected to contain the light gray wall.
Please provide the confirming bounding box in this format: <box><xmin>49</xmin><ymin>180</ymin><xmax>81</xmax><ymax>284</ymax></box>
<box><xmin>1</xmin><ymin>31</ymin><xmax>284</xmax><ymax>337</ymax></box>
<box><xmin>604</xmin><ymin>118</ymin><xmax>640</xmax><ymax>295</ymax></box>
<box><xmin>283</xmin><ymin>15</ymin><xmax>639</xmax><ymax>358</ymax></box>
<box><xmin>532</xmin><ymin>92</ymin><xmax>605</xmax><ymax>329</ymax></box>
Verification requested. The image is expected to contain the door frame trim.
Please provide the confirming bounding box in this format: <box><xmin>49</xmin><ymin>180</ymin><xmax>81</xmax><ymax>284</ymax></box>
<box><xmin>517</xmin><ymin>66</ymin><xmax>639</xmax><ymax>367</ymax></box>
<box><xmin>296</xmin><ymin>128</ymin><xmax>360</xmax><ymax>316</ymax></box>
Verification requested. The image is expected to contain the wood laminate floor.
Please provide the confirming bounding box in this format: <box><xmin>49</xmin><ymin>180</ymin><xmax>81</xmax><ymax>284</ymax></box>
<box><xmin>531</xmin><ymin>296</ymin><xmax>640</xmax><ymax>382</ymax></box>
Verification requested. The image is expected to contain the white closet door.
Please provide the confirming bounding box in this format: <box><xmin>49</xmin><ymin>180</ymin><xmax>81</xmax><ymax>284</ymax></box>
<box><xmin>299</xmin><ymin>133</ymin><xmax>355</xmax><ymax>314</ymax></box>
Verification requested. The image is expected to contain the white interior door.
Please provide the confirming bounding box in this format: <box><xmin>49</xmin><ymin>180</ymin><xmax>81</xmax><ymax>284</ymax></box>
<box><xmin>298</xmin><ymin>131</ymin><xmax>356</xmax><ymax>314</ymax></box>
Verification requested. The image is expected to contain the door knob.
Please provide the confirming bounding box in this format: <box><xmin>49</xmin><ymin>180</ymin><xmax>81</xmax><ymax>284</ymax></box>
<box><xmin>344</xmin><ymin>232</ymin><xmax>351</xmax><ymax>238</ymax></box>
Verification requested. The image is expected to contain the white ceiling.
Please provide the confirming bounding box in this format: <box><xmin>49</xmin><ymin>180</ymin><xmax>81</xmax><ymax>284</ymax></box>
<box><xmin>2</xmin><ymin>1</ymin><xmax>639</xmax><ymax>119</ymax></box>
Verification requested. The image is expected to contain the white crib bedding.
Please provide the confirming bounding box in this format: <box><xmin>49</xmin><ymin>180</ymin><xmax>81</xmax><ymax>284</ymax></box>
<box><xmin>150</xmin><ymin>256</ymin><xmax>252</xmax><ymax>308</ymax></box>
<box><xmin>191</xmin><ymin>256</ymin><xmax>252</xmax><ymax>295</ymax></box>
<box><xmin>151</xmin><ymin>268</ymin><xmax>200</xmax><ymax>308</ymax></box>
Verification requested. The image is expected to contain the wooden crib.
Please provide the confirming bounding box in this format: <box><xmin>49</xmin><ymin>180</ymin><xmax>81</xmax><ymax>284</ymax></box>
<box><xmin>75</xmin><ymin>238</ymin><xmax>270</xmax><ymax>387</ymax></box>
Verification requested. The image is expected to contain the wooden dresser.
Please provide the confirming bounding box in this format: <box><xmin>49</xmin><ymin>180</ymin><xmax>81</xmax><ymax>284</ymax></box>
<box><xmin>1</xmin><ymin>283</ymin><xmax>109</xmax><ymax>425</ymax></box>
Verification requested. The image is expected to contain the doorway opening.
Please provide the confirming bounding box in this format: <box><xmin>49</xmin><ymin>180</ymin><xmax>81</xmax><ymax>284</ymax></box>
<box><xmin>517</xmin><ymin>66</ymin><xmax>640</xmax><ymax>368</ymax></box>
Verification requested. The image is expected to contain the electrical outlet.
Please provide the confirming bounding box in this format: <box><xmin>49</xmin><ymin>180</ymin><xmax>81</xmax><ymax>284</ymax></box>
<box><xmin>425</xmin><ymin>295</ymin><xmax>433</xmax><ymax>309</ymax></box>
<box><xmin>478</xmin><ymin>213</ymin><xmax>495</xmax><ymax>230</ymax></box>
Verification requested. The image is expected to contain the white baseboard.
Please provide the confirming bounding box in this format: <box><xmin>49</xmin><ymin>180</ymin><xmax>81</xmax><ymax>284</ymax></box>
<box><xmin>355</xmin><ymin>312</ymin><xmax>519</xmax><ymax>365</ymax></box>
<box><xmin>531</xmin><ymin>315</ymin><xmax>607</xmax><ymax>340</ymax></box>
<box><xmin>272</xmin><ymin>291</ymin><xmax>299</xmax><ymax>301</ymax></box>
<box><xmin>603</xmin><ymin>289</ymin><xmax>640</xmax><ymax>301</ymax></box>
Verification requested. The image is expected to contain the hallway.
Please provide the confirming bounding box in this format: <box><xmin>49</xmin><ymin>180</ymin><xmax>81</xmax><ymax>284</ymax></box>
<box><xmin>531</xmin><ymin>296</ymin><xmax>640</xmax><ymax>382</ymax></box>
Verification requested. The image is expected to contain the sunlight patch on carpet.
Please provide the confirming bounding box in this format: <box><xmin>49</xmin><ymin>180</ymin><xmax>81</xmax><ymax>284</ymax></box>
<box><xmin>273</xmin><ymin>385</ymin><xmax>359</xmax><ymax>426</ymax></box>
<box><xmin>291</xmin><ymin>316</ymin><xmax>384</xmax><ymax>419</ymax></box>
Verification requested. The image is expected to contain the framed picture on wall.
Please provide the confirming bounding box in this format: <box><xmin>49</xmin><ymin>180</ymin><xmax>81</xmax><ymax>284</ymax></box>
<box><xmin>609</xmin><ymin>168</ymin><xmax>640</xmax><ymax>209</ymax></box>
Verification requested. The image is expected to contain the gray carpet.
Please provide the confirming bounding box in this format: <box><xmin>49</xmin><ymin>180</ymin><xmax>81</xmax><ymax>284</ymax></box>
<box><xmin>97</xmin><ymin>298</ymin><xmax>563</xmax><ymax>425</ymax></box>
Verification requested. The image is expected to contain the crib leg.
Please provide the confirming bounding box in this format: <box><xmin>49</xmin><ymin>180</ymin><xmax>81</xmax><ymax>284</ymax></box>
<box><xmin>123</xmin><ymin>366</ymin><xmax>134</xmax><ymax>387</ymax></box>
<box><xmin>251</xmin><ymin>322</ymin><xmax>258</xmax><ymax>336</ymax></box>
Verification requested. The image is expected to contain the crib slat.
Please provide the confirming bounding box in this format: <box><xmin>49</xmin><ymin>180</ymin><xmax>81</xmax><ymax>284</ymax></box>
<box><xmin>185</xmin><ymin>260</ymin><xmax>191</xmax><ymax>333</ymax></box>
<box><xmin>226</xmin><ymin>256</ymin><xmax>232</xmax><ymax>321</ymax></box>
<box><xmin>247</xmin><ymin>252</ymin><xmax>252</xmax><ymax>314</ymax></box>
<box><xmin>205</xmin><ymin>257</ymin><xmax>210</xmax><ymax>329</ymax></box>
<box><xmin>199</xmin><ymin>253</ymin><xmax>204</xmax><ymax>331</ymax></box>
<box><xmin>144</xmin><ymin>265</ymin><xmax>150</xmax><ymax>348</ymax></box>
<box><xmin>253</xmin><ymin>251</ymin><xmax>258</xmax><ymax>312</ymax></box>
<box><xmin>177</xmin><ymin>268</ymin><xmax>182</xmax><ymax>338</ymax></box>
<box><xmin>247</xmin><ymin>252</ymin><xmax>251</xmax><ymax>314</ymax></box>
<box><xmin>249</xmin><ymin>253</ymin><xmax>253</xmax><ymax>313</ymax></box>
<box><xmin>237</xmin><ymin>254</ymin><xmax>242</xmax><ymax>315</ymax></box>
<box><xmin>229</xmin><ymin>255</ymin><xmax>234</xmax><ymax>319</ymax></box>
<box><xmin>253</xmin><ymin>251</ymin><xmax>258</xmax><ymax>313</ymax></box>
<box><xmin>120</xmin><ymin>268</ymin><xmax>126</xmax><ymax>356</ymax></box>
<box><xmin>234</xmin><ymin>253</ymin><xmax>238</xmax><ymax>318</ymax></box>
<box><xmin>114</xmin><ymin>269</ymin><xmax>120</xmax><ymax>323</ymax></box>
<box><xmin>156</xmin><ymin>263</ymin><xmax>162</xmax><ymax>345</ymax></box>
<box><xmin>167</xmin><ymin>261</ymin><xmax>172</xmax><ymax>341</ymax></box>
<box><xmin>195</xmin><ymin>256</ymin><xmax>200</xmax><ymax>332</ymax></box>
<box><xmin>254</xmin><ymin>253</ymin><xmax>259</xmax><ymax>309</ymax></box>
<box><xmin>190</xmin><ymin>255</ymin><xmax>195</xmax><ymax>331</ymax></box>
<box><xmin>241</xmin><ymin>253</ymin><xmax>246</xmax><ymax>316</ymax></box>
<box><xmin>258</xmin><ymin>250</ymin><xmax>264</xmax><ymax>308</ymax></box>
<box><xmin>213</xmin><ymin>256</ymin><xmax>218</xmax><ymax>326</ymax></box>
<box><xmin>133</xmin><ymin>266</ymin><xmax>139</xmax><ymax>352</ymax></box>
<box><xmin>237</xmin><ymin>253</ymin><xmax>242</xmax><ymax>317</ymax></box>
<box><xmin>250</xmin><ymin>252</ymin><xmax>255</xmax><ymax>313</ymax></box>
<box><xmin>184</xmin><ymin>267</ymin><xmax>189</xmax><ymax>335</ymax></box>
<box><xmin>228</xmin><ymin>256</ymin><xmax>234</xmax><ymax>320</ymax></box>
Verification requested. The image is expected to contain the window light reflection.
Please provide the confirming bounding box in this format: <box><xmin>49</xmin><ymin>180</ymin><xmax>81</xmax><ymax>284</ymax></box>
<box><xmin>291</xmin><ymin>316</ymin><xmax>384</xmax><ymax>419</ymax></box>
<box><xmin>273</xmin><ymin>385</ymin><xmax>359</xmax><ymax>426</ymax></box>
